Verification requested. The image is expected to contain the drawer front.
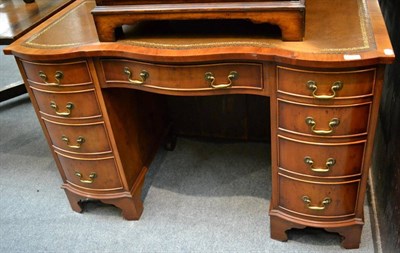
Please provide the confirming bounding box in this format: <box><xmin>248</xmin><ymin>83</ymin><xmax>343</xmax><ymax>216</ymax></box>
<box><xmin>21</xmin><ymin>60</ymin><xmax>92</xmax><ymax>87</ymax></box>
<box><xmin>100</xmin><ymin>59</ymin><xmax>263</xmax><ymax>91</ymax></box>
<box><xmin>31</xmin><ymin>87</ymin><xmax>102</xmax><ymax>119</ymax></box>
<box><xmin>43</xmin><ymin>119</ymin><xmax>111</xmax><ymax>154</ymax></box>
<box><xmin>278</xmin><ymin>136</ymin><xmax>365</xmax><ymax>178</ymax></box>
<box><xmin>56</xmin><ymin>152</ymin><xmax>122</xmax><ymax>190</ymax></box>
<box><xmin>278</xmin><ymin>99</ymin><xmax>370</xmax><ymax>137</ymax></box>
<box><xmin>279</xmin><ymin>175</ymin><xmax>359</xmax><ymax>218</ymax></box>
<box><xmin>277</xmin><ymin>67</ymin><xmax>375</xmax><ymax>99</ymax></box>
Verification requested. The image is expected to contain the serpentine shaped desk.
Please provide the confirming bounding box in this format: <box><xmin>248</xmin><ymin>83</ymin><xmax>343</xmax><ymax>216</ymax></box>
<box><xmin>4</xmin><ymin>0</ymin><xmax>394</xmax><ymax>249</ymax></box>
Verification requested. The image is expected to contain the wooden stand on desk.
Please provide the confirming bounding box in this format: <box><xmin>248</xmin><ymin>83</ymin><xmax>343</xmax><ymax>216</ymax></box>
<box><xmin>91</xmin><ymin>0</ymin><xmax>305</xmax><ymax>42</ymax></box>
<box><xmin>3</xmin><ymin>0</ymin><xmax>394</xmax><ymax>249</ymax></box>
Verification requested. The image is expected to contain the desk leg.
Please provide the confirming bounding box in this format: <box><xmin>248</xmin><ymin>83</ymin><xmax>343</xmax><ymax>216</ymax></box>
<box><xmin>64</xmin><ymin>190</ymin><xmax>83</xmax><ymax>213</ymax></box>
<box><xmin>63</xmin><ymin>172</ymin><xmax>145</xmax><ymax>220</ymax></box>
<box><xmin>63</xmin><ymin>188</ymin><xmax>144</xmax><ymax>220</ymax></box>
<box><xmin>325</xmin><ymin>225</ymin><xmax>363</xmax><ymax>249</ymax></box>
<box><xmin>102</xmin><ymin>171</ymin><xmax>146</xmax><ymax>221</ymax></box>
<box><xmin>270</xmin><ymin>215</ymin><xmax>306</xmax><ymax>241</ymax></box>
<box><xmin>102</xmin><ymin>197</ymin><xmax>144</xmax><ymax>221</ymax></box>
<box><xmin>270</xmin><ymin>213</ymin><xmax>363</xmax><ymax>249</ymax></box>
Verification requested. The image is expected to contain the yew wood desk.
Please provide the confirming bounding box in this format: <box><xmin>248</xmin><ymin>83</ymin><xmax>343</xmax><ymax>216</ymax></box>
<box><xmin>4</xmin><ymin>0</ymin><xmax>394</xmax><ymax>249</ymax></box>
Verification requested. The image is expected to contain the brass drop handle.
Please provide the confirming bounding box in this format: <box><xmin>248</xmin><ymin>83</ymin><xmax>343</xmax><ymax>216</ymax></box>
<box><xmin>74</xmin><ymin>172</ymin><xmax>97</xmax><ymax>184</ymax></box>
<box><xmin>123</xmin><ymin>67</ymin><xmax>149</xmax><ymax>85</ymax></box>
<box><xmin>61</xmin><ymin>135</ymin><xmax>85</xmax><ymax>149</ymax></box>
<box><xmin>305</xmin><ymin>117</ymin><xmax>340</xmax><ymax>135</ymax></box>
<box><xmin>205</xmin><ymin>71</ymin><xmax>239</xmax><ymax>89</ymax></box>
<box><xmin>38</xmin><ymin>70</ymin><xmax>64</xmax><ymax>85</ymax></box>
<box><xmin>302</xmin><ymin>196</ymin><xmax>332</xmax><ymax>210</ymax></box>
<box><xmin>50</xmin><ymin>101</ymin><xmax>74</xmax><ymax>117</ymax></box>
<box><xmin>307</xmin><ymin>80</ymin><xmax>343</xmax><ymax>99</ymax></box>
<box><xmin>304</xmin><ymin>156</ymin><xmax>336</xmax><ymax>173</ymax></box>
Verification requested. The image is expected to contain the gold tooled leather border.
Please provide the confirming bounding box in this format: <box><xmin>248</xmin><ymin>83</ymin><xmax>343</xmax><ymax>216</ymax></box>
<box><xmin>24</xmin><ymin>1</ymin><xmax>98</xmax><ymax>48</ymax></box>
<box><xmin>320</xmin><ymin>0</ymin><xmax>374</xmax><ymax>53</ymax></box>
<box><xmin>24</xmin><ymin>0</ymin><xmax>375</xmax><ymax>54</ymax></box>
<box><xmin>121</xmin><ymin>0</ymin><xmax>375</xmax><ymax>53</ymax></box>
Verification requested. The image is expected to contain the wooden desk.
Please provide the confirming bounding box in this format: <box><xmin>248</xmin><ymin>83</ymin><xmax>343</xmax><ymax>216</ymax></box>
<box><xmin>4</xmin><ymin>0</ymin><xmax>394</xmax><ymax>249</ymax></box>
<box><xmin>0</xmin><ymin>0</ymin><xmax>74</xmax><ymax>102</ymax></box>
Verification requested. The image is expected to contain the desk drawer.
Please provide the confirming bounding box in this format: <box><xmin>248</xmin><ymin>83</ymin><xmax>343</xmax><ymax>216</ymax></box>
<box><xmin>100</xmin><ymin>59</ymin><xmax>263</xmax><ymax>91</ymax></box>
<box><xmin>43</xmin><ymin>119</ymin><xmax>111</xmax><ymax>154</ymax></box>
<box><xmin>278</xmin><ymin>136</ymin><xmax>365</xmax><ymax>178</ymax></box>
<box><xmin>279</xmin><ymin>175</ymin><xmax>359</xmax><ymax>218</ymax></box>
<box><xmin>277</xmin><ymin>66</ymin><xmax>375</xmax><ymax>100</ymax></box>
<box><xmin>56</xmin><ymin>152</ymin><xmax>122</xmax><ymax>191</ymax></box>
<box><xmin>278</xmin><ymin>99</ymin><xmax>370</xmax><ymax>138</ymax></box>
<box><xmin>32</xmin><ymin>87</ymin><xmax>102</xmax><ymax>119</ymax></box>
<box><xmin>21</xmin><ymin>60</ymin><xmax>92</xmax><ymax>87</ymax></box>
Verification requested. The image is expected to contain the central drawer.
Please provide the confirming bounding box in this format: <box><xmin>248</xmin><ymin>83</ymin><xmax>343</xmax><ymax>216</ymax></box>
<box><xmin>99</xmin><ymin>59</ymin><xmax>263</xmax><ymax>91</ymax></box>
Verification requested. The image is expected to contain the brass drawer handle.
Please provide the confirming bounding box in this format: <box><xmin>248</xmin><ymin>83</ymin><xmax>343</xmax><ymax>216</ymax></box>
<box><xmin>124</xmin><ymin>67</ymin><xmax>149</xmax><ymax>85</ymax></box>
<box><xmin>302</xmin><ymin>196</ymin><xmax>331</xmax><ymax>210</ymax></box>
<box><xmin>205</xmin><ymin>71</ymin><xmax>238</xmax><ymax>89</ymax></box>
<box><xmin>304</xmin><ymin>156</ymin><xmax>336</xmax><ymax>173</ymax></box>
<box><xmin>306</xmin><ymin>80</ymin><xmax>343</xmax><ymax>99</ymax></box>
<box><xmin>38</xmin><ymin>70</ymin><xmax>64</xmax><ymax>85</ymax></box>
<box><xmin>61</xmin><ymin>135</ymin><xmax>85</xmax><ymax>149</ymax></box>
<box><xmin>49</xmin><ymin>101</ymin><xmax>74</xmax><ymax>117</ymax></box>
<box><xmin>305</xmin><ymin>117</ymin><xmax>340</xmax><ymax>135</ymax></box>
<box><xmin>74</xmin><ymin>171</ymin><xmax>97</xmax><ymax>184</ymax></box>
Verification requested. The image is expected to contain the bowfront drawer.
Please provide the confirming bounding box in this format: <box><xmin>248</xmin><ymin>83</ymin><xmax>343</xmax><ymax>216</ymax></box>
<box><xmin>31</xmin><ymin>87</ymin><xmax>102</xmax><ymax>119</ymax></box>
<box><xmin>278</xmin><ymin>99</ymin><xmax>371</xmax><ymax>137</ymax></box>
<box><xmin>43</xmin><ymin>119</ymin><xmax>112</xmax><ymax>154</ymax></box>
<box><xmin>278</xmin><ymin>136</ymin><xmax>365</xmax><ymax>178</ymax></box>
<box><xmin>100</xmin><ymin>59</ymin><xmax>263</xmax><ymax>91</ymax></box>
<box><xmin>277</xmin><ymin>66</ymin><xmax>376</xmax><ymax>100</ymax></box>
<box><xmin>279</xmin><ymin>174</ymin><xmax>359</xmax><ymax>218</ymax></box>
<box><xmin>55</xmin><ymin>152</ymin><xmax>122</xmax><ymax>191</ymax></box>
<box><xmin>21</xmin><ymin>60</ymin><xmax>92</xmax><ymax>87</ymax></box>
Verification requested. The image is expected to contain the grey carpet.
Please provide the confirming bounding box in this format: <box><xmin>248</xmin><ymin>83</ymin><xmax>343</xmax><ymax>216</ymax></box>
<box><xmin>0</xmin><ymin>46</ymin><xmax>21</xmax><ymax>88</ymax></box>
<box><xmin>1</xmin><ymin>48</ymin><xmax>375</xmax><ymax>252</ymax></box>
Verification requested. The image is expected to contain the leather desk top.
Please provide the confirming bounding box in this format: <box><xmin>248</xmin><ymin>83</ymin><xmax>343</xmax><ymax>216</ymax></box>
<box><xmin>4</xmin><ymin>0</ymin><xmax>394</xmax><ymax>67</ymax></box>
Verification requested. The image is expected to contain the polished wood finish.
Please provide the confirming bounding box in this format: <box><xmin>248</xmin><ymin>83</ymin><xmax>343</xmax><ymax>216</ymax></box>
<box><xmin>278</xmin><ymin>100</ymin><xmax>371</xmax><ymax>137</ymax></box>
<box><xmin>56</xmin><ymin>152</ymin><xmax>122</xmax><ymax>189</ymax></box>
<box><xmin>31</xmin><ymin>88</ymin><xmax>102</xmax><ymax>119</ymax></box>
<box><xmin>0</xmin><ymin>0</ymin><xmax>74</xmax><ymax>43</ymax></box>
<box><xmin>277</xmin><ymin>67</ymin><xmax>376</xmax><ymax>100</ymax></box>
<box><xmin>91</xmin><ymin>0</ymin><xmax>305</xmax><ymax>41</ymax></box>
<box><xmin>43</xmin><ymin>119</ymin><xmax>111</xmax><ymax>154</ymax></box>
<box><xmin>278</xmin><ymin>174</ymin><xmax>360</xmax><ymax>217</ymax></box>
<box><xmin>278</xmin><ymin>136</ymin><xmax>365</xmax><ymax>178</ymax></box>
<box><xmin>4</xmin><ymin>0</ymin><xmax>394</xmax><ymax>249</ymax></box>
<box><xmin>96</xmin><ymin>0</ymin><xmax>294</xmax><ymax>4</ymax></box>
<box><xmin>99</xmin><ymin>59</ymin><xmax>264</xmax><ymax>94</ymax></box>
<box><xmin>21</xmin><ymin>60</ymin><xmax>92</xmax><ymax>86</ymax></box>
